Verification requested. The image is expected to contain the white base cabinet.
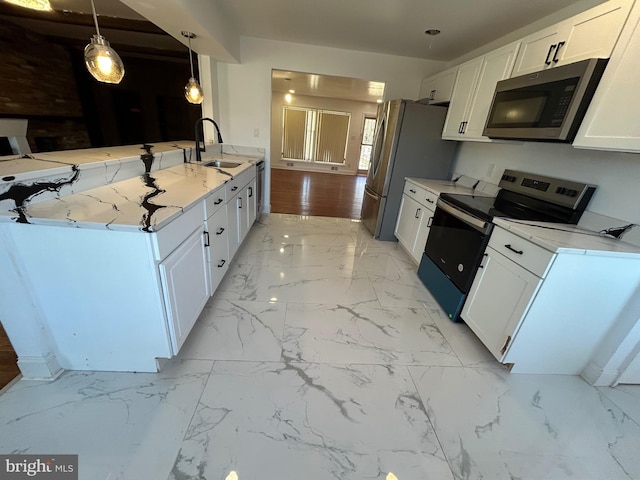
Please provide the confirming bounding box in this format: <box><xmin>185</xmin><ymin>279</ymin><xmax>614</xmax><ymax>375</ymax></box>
<box><xmin>395</xmin><ymin>180</ymin><xmax>438</xmax><ymax>264</ymax></box>
<box><xmin>159</xmin><ymin>225</ymin><xmax>210</xmax><ymax>353</ymax></box>
<box><xmin>461</xmin><ymin>224</ymin><xmax>640</xmax><ymax>374</ymax></box>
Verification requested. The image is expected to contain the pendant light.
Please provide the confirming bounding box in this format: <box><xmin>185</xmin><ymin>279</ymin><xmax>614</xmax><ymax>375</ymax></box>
<box><xmin>182</xmin><ymin>31</ymin><xmax>204</xmax><ymax>104</ymax></box>
<box><xmin>84</xmin><ymin>0</ymin><xmax>125</xmax><ymax>84</ymax></box>
<box><xmin>5</xmin><ymin>0</ymin><xmax>52</xmax><ymax>11</ymax></box>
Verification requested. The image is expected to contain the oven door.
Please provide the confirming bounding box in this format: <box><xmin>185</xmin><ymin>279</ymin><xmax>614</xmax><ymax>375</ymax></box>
<box><xmin>424</xmin><ymin>200</ymin><xmax>491</xmax><ymax>293</ymax></box>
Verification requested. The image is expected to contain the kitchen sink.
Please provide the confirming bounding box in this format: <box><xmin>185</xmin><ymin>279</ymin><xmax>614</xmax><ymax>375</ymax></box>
<box><xmin>203</xmin><ymin>160</ymin><xmax>241</xmax><ymax>169</ymax></box>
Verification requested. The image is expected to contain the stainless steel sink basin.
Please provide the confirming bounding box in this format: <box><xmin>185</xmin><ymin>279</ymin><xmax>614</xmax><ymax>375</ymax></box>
<box><xmin>203</xmin><ymin>160</ymin><xmax>241</xmax><ymax>169</ymax></box>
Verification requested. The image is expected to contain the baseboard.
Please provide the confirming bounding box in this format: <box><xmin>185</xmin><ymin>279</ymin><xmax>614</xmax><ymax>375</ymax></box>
<box><xmin>581</xmin><ymin>360</ymin><xmax>619</xmax><ymax>386</ymax></box>
<box><xmin>17</xmin><ymin>353</ymin><xmax>64</xmax><ymax>381</ymax></box>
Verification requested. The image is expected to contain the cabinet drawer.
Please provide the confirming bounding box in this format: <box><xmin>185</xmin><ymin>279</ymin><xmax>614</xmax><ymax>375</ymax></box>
<box><xmin>488</xmin><ymin>227</ymin><xmax>555</xmax><ymax>278</ymax></box>
<box><xmin>403</xmin><ymin>182</ymin><xmax>438</xmax><ymax>210</ymax></box>
<box><xmin>205</xmin><ymin>186</ymin><xmax>226</xmax><ymax>219</ymax></box>
<box><xmin>154</xmin><ymin>202</ymin><xmax>204</xmax><ymax>260</ymax></box>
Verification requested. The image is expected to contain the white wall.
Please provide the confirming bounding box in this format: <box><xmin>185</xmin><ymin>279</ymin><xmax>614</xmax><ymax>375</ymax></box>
<box><xmin>270</xmin><ymin>94</ymin><xmax>378</xmax><ymax>175</ymax></box>
<box><xmin>452</xmin><ymin>141</ymin><xmax>640</xmax><ymax>226</ymax></box>
<box><xmin>215</xmin><ymin>36</ymin><xmax>446</xmax><ymax>209</ymax></box>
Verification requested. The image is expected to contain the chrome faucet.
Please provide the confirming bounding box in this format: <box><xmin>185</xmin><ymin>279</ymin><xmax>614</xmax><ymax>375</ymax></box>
<box><xmin>194</xmin><ymin>117</ymin><xmax>224</xmax><ymax>162</ymax></box>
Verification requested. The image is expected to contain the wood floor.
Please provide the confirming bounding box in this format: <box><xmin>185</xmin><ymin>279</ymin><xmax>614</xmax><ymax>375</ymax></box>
<box><xmin>270</xmin><ymin>168</ymin><xmax>366</xmax><ymax>219</ymax></box>
<box><xmin>0</xmin><ymin>323</ymin><xmax>20</xmax><ymax>390</ymax></box>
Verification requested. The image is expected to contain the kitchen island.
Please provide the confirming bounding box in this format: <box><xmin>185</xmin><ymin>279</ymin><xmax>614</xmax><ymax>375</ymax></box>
<box><xmin>0</xmin><ymin>144</ymin><xmax>261</xmax><ymax>378</ymax></box>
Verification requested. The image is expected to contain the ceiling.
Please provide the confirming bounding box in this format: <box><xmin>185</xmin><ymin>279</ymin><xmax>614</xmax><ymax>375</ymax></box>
<box><xmin>212</xmin><ymin>0</ymin><xmax>603</xmax><ymax>61</ymax></box>
<box><xmin>2</xmin><ymin>0</ymin><xmax>605</xmax><ymax>101</ymax></box>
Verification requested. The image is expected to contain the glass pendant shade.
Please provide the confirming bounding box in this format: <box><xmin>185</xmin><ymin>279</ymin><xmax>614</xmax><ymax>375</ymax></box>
<box><xmin>84</xmin><ymin>35</ymin><xmax>125</xmax><ymax>84</ymax></box>
<box><xmin>5</xmin><ymin>0</ymin><xmax>52</xmax><ymax>11</ymax></box>
<box><xmin>185</xmin><ymin>77</ymin><xmax>204</xmax><ymax>104</ymax></box>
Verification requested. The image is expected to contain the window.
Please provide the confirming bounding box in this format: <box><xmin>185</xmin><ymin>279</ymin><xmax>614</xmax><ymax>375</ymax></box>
<box><xmin>358</xmin><ymin>116</ymin><xmax>377</xmax><ymax>172</ymax></box>
<box><xmin>282</xmin><ymin>106</ymin><xmax>350</xmax><ymax>164</ymax></box>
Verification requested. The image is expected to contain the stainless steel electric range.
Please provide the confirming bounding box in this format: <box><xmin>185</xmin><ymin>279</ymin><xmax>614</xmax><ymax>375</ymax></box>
<box><xmin>417</xmin><ymin>169</ymin><xmax>597</xmax><ymax>321</ymax></box>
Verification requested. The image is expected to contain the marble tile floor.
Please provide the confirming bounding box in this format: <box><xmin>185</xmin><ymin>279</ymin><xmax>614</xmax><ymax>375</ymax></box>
<box><xmin>1</xmin><ymin>213</ymin><xmax>640</xmax><ymax>480</ymax></box>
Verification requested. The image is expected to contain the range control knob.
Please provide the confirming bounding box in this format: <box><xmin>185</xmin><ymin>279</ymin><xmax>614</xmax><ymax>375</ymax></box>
<box><xmin>556</xmin><ymin>187</ymin><xmax>567</xmax><ymax>195</ymax></box>
<box><xmin>566</xmin><ymin>189</ymin><xmax>578</xmax><ymax>197</ymax></box>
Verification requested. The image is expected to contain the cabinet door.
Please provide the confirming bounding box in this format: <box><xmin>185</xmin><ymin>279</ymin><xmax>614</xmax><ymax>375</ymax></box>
<box><xmin>574</xmin><ymin>4</ymin><xmax>640</xmax><ymax>152</ymax></box>
<box><xmin>410</xmin><ymin>206</ymin><xmax>434</xmax><ymax>264</ymax></box>
<box><xmin>159</xmin><ymin>226</ymin><xmax>210</xmax><ymax>353</ymax></box>
<box><xmin>206</xmin><ymin>206</ymin><xmax>229</xmax><ymax>293</ymax></box>
<box><xmin>227</xmin><ymin>197</ymin><xmax>240</xmax><ymax>258</ymax></box>
<box><xmin>511</xmin><ymin>25</ymin><xmax>561</xmax><ymax>76</ymax></box>
<box><xmin>557</xmin><ymin>0</ymin><xmax>632</xmax><ymax>67</ymax></box>
<box><xmin>394</xmin><ymin>194</ymin><xmax>421</xmax><ymax>254</ymax></box>
<box><xmin>246</xmin><ymin>177</ymin><xmax>257</xmax><ymax>229</ymax></box>
<box><xmin>419</xmin><ymin>76</ymin><xmax>438</xmax><ymax>101</ymax></box>
<box><xmin>442</xmin><ymin>57</ymin><xmax>483</xmax><ymax>139</ymax></box>
<box><xmin>464</xmin><ymin>41</ymin><xmax>520</xmax><ymax>140</ymax></box>
<box><xmin>238</xmin><ymin>184</ymin><xmax>250</xmax><ymax>244</ymax></box>
<box><xmin>461</xmin><ymin>247</ymin><xmax>542</xmax><ymax>361</ymax></box>
<box><xmin>432</xmin><ymin>68</ymin><xmax>458</xmax><ymax>104</ymax></box>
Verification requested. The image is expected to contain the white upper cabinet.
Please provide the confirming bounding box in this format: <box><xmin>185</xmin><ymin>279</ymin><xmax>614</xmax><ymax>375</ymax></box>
<box><xmin>573</xmin><ymin>2</ymin><xmax>640</xmax><ymax>152</ymax></box>
<box><xmin>442</xmin><ymin>41</ymin><xmax>520</xmax><ymax>142</ymax></box>
<box><xmin>418</xmin><ymin>67</ymin><xmax>458</xmax><ymax>104</ymax></box>
<box><xmin>512</xmin><ymin>0</ymin><xmax>633</xmax><ymax>77</ymax></box>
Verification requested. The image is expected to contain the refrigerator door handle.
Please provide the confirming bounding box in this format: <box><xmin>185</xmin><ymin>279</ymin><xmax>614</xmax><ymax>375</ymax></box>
<box><xmin>370</xmin><ymin>114</ymin><xmax>387</xmax><ymax>178</ymax></box>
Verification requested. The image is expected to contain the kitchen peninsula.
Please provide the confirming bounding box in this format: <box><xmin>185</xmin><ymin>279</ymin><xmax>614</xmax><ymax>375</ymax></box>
<box><xmin>0</xmin><ymin>143</ymin><xmax>262</xmax><ymax>378</ymax></box>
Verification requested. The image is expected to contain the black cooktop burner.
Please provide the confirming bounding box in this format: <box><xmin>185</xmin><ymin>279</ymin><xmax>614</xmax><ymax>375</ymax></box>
<box><xmin>439</xmin><ymin>193</ymin><xmax>509</xmax><ymax>222</ymax></box>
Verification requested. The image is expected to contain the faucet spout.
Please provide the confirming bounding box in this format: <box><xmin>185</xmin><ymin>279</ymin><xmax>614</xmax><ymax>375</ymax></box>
<box><xmin>194</xmin><ymin>117</ymin><xmax>224</xmax><ymax>162</ymax></box>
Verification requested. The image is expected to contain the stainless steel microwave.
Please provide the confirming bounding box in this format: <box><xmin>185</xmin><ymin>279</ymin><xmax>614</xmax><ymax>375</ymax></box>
<box><xmin>483</xmin><ymin>58</ymin><xmax>608</xmax><ymax>142</ymax></box>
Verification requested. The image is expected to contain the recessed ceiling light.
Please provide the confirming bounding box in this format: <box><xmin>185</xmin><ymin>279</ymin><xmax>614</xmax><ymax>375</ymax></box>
<box><xmin>425</xmin><ymin>29</ymin><xmax>441</xmax><ymax>36</ymax></box>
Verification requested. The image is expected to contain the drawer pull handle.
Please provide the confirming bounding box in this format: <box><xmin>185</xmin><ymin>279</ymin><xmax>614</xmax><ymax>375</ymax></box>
<box><xmin>500</xmin><ymin>335</ymin><xmax>512</xmax><ymax>355</ymax></box>
<box><xmin>504</xmin><ymin>244</ymin><xmax>523</xmax><ymax>255</ymax></box>
<box><xmin>415</xmin><ymin>208</ymin><xmax>421</xmax><ymax>219</ymax></box>
<box><xmin>427</xmin><ymin>216</ymin><xmax>433</xmax><ymax>227</ymax></box>
<box><xmin>248</xmin><ymin>186</ymin><xmax>253</xmax><ymax>198</ymax></box>
<box><xmin>216</xmin><ymin>227</ymin><xmax>225</xmax><ymax>235</ymax></box>
<box><xmin>231</xmin><ymin>186</ymin><xmax>238</xmax><ymax>192</ymax></box>
<box><xmin>426</xmin><ymin>198</ymin><xmax>434</xmax><ymax>204</ymax></box>
<box><xmin>214</xmin><ymin>198</ymin><xmax>223</xmax><ymax>205</ymax></box>
<box><xmin>217</xmin><ymin>259</ymin><xmax>226</xmax><ymax>268</ymax></box>
<box><xmin>478</xmin><ymin>252</ymin><xmax>488</xmax><ymax>268</ymax></box>
<box><xmin>409</xmin><ymin>189</ymin><xmax>416</xmax><ymax>194</ymax></box>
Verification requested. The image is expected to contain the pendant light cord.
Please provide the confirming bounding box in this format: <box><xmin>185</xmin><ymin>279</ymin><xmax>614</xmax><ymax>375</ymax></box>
<box><xmin>90</xmin><ymin>0</ymin><xmax>101</xmax><ymax>36</ymax></box>
<box><xmin>188</xmin><ymin>35</ymin><xmax>195</xmax><ymax>78</ymax></box>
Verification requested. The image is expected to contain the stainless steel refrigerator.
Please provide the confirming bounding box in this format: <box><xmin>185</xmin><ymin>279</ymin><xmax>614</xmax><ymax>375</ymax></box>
<box><xmin>360</xmin><ymin>99</ymin><xmax>458</xmax><ymax>240</ymax></box>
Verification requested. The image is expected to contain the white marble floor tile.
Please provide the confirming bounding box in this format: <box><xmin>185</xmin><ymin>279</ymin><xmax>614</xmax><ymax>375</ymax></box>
<box><xmin>370</xmin><ymin>270</ymin><xmax>437</xmax><ymax>309</ymax></box>
<box><xmin>282</xmin><ymin>303</ymin><xmax>461</xmax><ymax>366</ymax></box>
<box><xmin>213</xmin><ymin>262</ymin><xmax>253</xmax><ymax>299</ymax></box>
<box><xmin>410</xmin><ymin>366</ymin><xmax>640</xmax><ymax>480</ymax></box>
<box><xmin>0</xmin><ymin>359</ymin><xmax>212</xmax><ymax>480</ymax></box>
<box><xmin>178</xmin><ymin>298</ymin><xmax>286</xmax><ymax>362</ymax></box>
<box><xmin>290</xmin><ymin>244</ymin><xmax>357</xmax><ymax>269</ymax></box>
<box><xmin>598</xmin><ymin>384</ymin><xmax>640</xmax><ymax>427</ymax></box>
<box><xmin>238</xmin><ymin>264</ymin><xmax>378</xmax><ymax>305</ymax></box>
<box><xmin>169</xmin><ymin>361</ymin><xmax>454</xmax><ymax>480</ymax></box>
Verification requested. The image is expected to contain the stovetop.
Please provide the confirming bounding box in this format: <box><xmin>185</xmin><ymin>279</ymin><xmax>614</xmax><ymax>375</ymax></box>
<box><xmin>439</xmin><ymin>170</ymin><xmax>598</xmax><ymax>225</ymax></box>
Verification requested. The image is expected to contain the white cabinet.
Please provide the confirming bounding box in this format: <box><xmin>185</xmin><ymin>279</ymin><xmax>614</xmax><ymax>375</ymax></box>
<box><xmin>460</xmin><ymin>223</ymin><xmax>640</xmax><ymax>375</ymax></box>
<box><xmin>205</xmin><ymin>203</ymin><xmax>229</xmax><ymax>293</ymax></box>
<box><xmin>226</xmin><ymin>167</ymin><xmax>257</xmax><ymax>258</ymax></box>
<box><xmin>246</xmin><ymin>177</ymin><xmax>257</xmax><ymax>227</ymax></box>
<box><xmin>573</xmin><ymin>2</ymin><xmax>640</xmax><ymax>152</ymax></box>
<box><xmin>442</xmin><ymin>41</ymin><xmax>520</xmax><ymax>141</ymax></box>
<box><xmin>511</xmin><ymin>0</ymin><xmax>632</xmax><ymax>77</ymax></box>
<box><xmin>462</xmin><ymin>245</ymin><xmax>542</xmax><ymax>361</ymax></box>
<box><xmin>418</xmin><ymin>67</ymin><xmax>458</xmax><ymax>104</ymax></box>
<box><xmin>394</xmin><ymin>181</ymin><xmax>438</xmax><ymax>264</ymax></box>
<box><xmin>159</xmin><ymin>225</ymin><xmax>210</xmax><ymax>353</ymax></box>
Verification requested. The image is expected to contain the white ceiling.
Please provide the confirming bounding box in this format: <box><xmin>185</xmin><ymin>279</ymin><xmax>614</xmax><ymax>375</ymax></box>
<box><xmin>272</xmin><ymin>70</ymin><xmax>386</xmax><ymax>103</ymax></box>
<box><xmin>213</xmin><ymin>0</ymin><xmax>602</xmax><ymax>61</ymax></box>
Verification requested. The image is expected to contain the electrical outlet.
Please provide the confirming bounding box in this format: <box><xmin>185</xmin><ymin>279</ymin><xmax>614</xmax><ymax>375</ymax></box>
<box><xmin>253</xmin><ymin>128</ymin><xmax>260</xmax><ymax>138</ymax></box>
<box><xmin>287</xmin><ymin>162</ymin><xmax>294</xmax><ymax>167</ymax></box>
<box><xmin>331</xmin><ymin>166</ymin><xmax>338</xmax><ymax>171</ymax></box>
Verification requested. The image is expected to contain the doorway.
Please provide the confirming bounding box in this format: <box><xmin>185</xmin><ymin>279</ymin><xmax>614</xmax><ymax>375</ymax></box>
<box><xmin>270</xmin><ymin>70</ymin><xmax>384</xmax><ymax>218</ymax></box>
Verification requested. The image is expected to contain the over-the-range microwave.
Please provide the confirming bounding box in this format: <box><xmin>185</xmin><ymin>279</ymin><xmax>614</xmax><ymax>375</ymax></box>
<box><xmin>483</xmin><ymin>58</ymin><xmax>608</xmax><ymax>143</ymax></box>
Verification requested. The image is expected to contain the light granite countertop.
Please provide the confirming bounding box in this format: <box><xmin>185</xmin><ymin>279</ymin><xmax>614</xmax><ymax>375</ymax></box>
<box><xmin>493</xmin><ymin>218</ymin><xmax>640</xmax><ymax>257</ymax></box>
<box><xmin>0</xmin><ymin>157</ymin><xmax>256</xmax><ymax>232</ymax></box>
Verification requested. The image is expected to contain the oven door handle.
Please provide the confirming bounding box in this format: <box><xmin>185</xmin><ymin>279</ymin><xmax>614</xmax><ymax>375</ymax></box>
<box><xmin>436</xmin><ymin>199</ymin><xmax>489</xmax><ymax>234</ymax></box>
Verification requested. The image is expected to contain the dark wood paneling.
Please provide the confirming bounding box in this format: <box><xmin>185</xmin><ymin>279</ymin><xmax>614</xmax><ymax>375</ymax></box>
<box><xmin>0</xmin><ymin>323</ymin><xmax>19</xmax><ymax>390</ymax></box>
<box><xmin>270</xmin><ymin>168</ymin><xmax>366</xmax><ymax>219</ymax></box>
